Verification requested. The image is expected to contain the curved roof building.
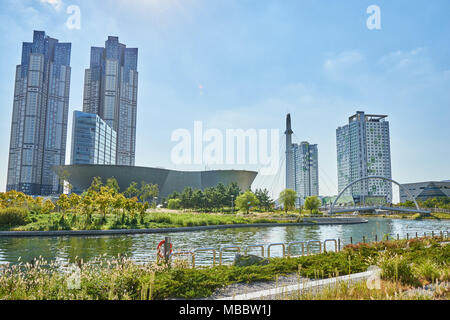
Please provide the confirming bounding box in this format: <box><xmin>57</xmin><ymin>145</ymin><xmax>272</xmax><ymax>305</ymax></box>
<box><xmin>55</xmin><ymin>165</ymin><xmax>258</xmax><ymax>200</ymax></box>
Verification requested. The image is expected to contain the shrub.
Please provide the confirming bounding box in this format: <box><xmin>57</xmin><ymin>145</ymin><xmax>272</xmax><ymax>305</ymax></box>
<box><xmin>167</xmin><ymin>199</ymin><xmax>181</xmax><ymax>210</ymax></box>
<box><xmin>0</xmin><ymin>207</ymin><xmax>29</xmax><ymax>227</ymax></box>
<box><xmin>413</xmin><ymin>259</ymin><xmax>442</xmax><ymax>283</ymax></box>
<box><xmin>378</xmin><ymin>253</ymin><xmax>419</xmax><ymax>286</ymax></box>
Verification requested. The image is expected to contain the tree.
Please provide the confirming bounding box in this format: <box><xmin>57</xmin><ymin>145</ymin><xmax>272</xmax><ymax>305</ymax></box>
<box><xmin>97</xmin><ymin>186</ymin><xmax>114</xmax><ymax>219</ymax></box>
<box><xmin>106</xmin><ymin>177</ymin><xmax>120</xmax><ymax>194</ymax></box>
<box><xmin>56</xmin><ymin>194</ymin><xmax>71</xmax><ymax>217</ymax></box>
<box><xmin>68</xmin><ymin>193</ymin><xmax>81</xmax><ymax>211</ymax></box>
<box><xmin>191</xmin><ymin>189</ymin><xmax>206</xmax><ymax>212</ymax></box>
<box><xmin>304</xmin><ymin>196</ymin><xmax>321</xmax><ymax>214</ymax></box>
<box><xmin>124</xmin><ymin>182</ymin><xmax>139</xmax><ymax>198</ymax></box>
<box><xmin>255</xmin><ymin>188</ymin><xmax>274</xmax><ymax>212</ymax></box>
<box><xmin>279</xmin><ymin>189</ymin><xmax>297</xmax><ymax>213</ymax></box>
<box><xmin>180</xmin><ymin>187</ymin><xmax>194</xmax><ymax>210</ymax></box>
<box><xmin>42</xmin><ymin>199</ymin><xmax>56</xmax><ymax>215</ymax></box>
<box><xmin>235</xmin><ymin>190</ymin><xmax>259</xmax><ymax>215</ymax></box>
<box><xmin>168</xmin><ymin>198</ymin><xmax>181</xmax><ymax>210</ymax></box>
<box><xmin>88</xmin><ymin>177</ymin><xmax>103</xmax><ymax>193</ymax></box>
<box><xmin>113</xmin><ymin>193</ymin><xmax>127</xmax><ymax>221</ymax></box>
<box><xmin>139</xmin><ymin>182</ymin><xmax>159</xmax><ymax>204</ymax></box>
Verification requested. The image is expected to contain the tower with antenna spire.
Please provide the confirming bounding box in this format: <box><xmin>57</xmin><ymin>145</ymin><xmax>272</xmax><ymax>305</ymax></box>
<box><xmin>285</xmin><ymin>113</ymin><xmax>319</xmax><ymax>207</ymax></box>
<box><xmin>285</xmin><ymin>114</ymin><xmax>295</xmax><ymax>191</ymax></box>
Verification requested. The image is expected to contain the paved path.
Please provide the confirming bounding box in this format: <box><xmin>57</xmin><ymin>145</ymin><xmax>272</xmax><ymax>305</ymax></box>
<box><xmin>215</xmin><ymin>270</ymin><xmax>376</xmax><ymax>300</ymax></box>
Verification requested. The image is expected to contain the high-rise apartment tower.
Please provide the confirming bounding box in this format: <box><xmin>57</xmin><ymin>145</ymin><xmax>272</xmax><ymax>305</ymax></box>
<box><xmin>7</xmin><ymin>31</ymin><xmax>71</xmax><ymax>195</ymax></box>
<box><xmin>83</xmin><ymin>36</ymin><xmax>138</xmax><ymax>166</ymax></box>
<box><xmin>336</xmin><ymin>111</ymin><xmax>392</xmax><ymax>203</ymax></box>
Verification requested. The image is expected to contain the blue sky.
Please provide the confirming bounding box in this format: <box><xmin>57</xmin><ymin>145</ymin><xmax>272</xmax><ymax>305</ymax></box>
<box><xmin>0</xmin><ymin>0</ymin><xmax>449</xmax><ymax>200</ymax></box>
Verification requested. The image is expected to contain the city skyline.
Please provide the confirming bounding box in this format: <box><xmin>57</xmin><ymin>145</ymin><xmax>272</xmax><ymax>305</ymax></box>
<box><xmin>0</xmin><ymin>1</ymin><xmax>449</xmax><ymax>201</ymax></box>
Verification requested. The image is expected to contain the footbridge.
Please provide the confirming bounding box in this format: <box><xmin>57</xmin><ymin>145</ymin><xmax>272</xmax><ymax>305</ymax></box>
<box><xmin>329</xmin><ymin>176</ymin><xmax>431</xmax><ymax>215</ymax></box>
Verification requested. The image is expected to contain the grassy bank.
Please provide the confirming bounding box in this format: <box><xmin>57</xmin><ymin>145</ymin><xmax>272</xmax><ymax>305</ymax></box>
<box><xmin>0</xmin><ymin>237</ymin><xmax>448</xmax><ymax>300</ymax></box>
<box><xmin>357</xmin><ymin>212</ymin><xmax>450</xmax><ymax>220</ymax></box>
<box><xmin>3</xmin><ymin>211</ymin><xmax>289</xmax><ymax>232</ymax></box>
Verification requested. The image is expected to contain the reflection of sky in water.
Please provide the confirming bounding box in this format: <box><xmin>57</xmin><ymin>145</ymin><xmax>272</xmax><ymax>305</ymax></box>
<box><xmin>0</xmin><ymin>218</ymin><xmax>448</xmax><ymax>266</ymax></box>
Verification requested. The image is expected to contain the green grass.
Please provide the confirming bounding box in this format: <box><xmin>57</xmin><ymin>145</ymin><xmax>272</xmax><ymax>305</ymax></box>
<box><xmin>0</xmin><ymin>237</ymin><xmax>448</xmax><ymax>300</ymax></box>
<box><xmin>5</xmin><ymin>211</ymin><xmax>292</xmax><ymax>232</ymax></box>
<box><xmin>358</xmin><ymin>212</ymin><xmax>450</xmax><ymax>220</ymax></box>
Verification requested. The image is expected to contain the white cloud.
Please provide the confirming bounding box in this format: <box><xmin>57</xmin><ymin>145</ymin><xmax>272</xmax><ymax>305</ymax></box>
<box><xmin>378</xmin><ymin>48</ymin><xmax>432</xmax><ymax>75</ymax></box>
<box><xmin>40</xmin><ymin>0</ymin><xmax>63</xmax><ymax>11</ymax></box>
<box><xmin>324</xmin><ymin>51</ymin><xmax>364</xmax><ymax>72</ymax></box>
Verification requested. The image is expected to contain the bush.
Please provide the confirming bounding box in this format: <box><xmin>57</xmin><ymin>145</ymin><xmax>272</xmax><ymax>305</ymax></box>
<box><xmin>413</xmin><ymin>259</ymin><xmax>442</xmax><ymax>283</ymax></box>
<box><xmin>378</xmin><ymin>253</ymin><xmax>419</xmax><ymax>286</ymax></box>
<box><xmin>0</xmin><ymin>207</ymin><xmax>29</xmax><ymax>227</ymax></box>
<box><xmin>167</xmin><ymin>199</ymin><xmax>181</xmax><ymax>210</ymax></box>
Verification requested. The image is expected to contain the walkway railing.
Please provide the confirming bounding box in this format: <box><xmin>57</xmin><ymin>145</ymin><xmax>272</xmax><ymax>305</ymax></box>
<box><xmin>166</xmin><ymin>229</ymin><xmax>449</xmax><ymax>268</ymax></box>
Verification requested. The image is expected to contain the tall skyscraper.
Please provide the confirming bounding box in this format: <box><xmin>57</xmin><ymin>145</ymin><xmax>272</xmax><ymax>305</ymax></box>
<box><xmin>83</xmin><ymin>36</ymin><xmax>138</xmax><ymax>166</ymax></box>
<box><xmin>71</xmin><ymin>111</ymin><xmax>117</xmax><ymax>165</ymax></box>
<box><xmin>293</xmin><ymin>141</ymin><xmax>319</xmax><ymax>204</ymax></box>
<box><xmin>7</xmin><ymin>31</ymin><xmax>71</xmax><ymax>195</ymax></box>
<box><xmin>285</xmin><ymin>114</ymin><xmax>319</xmax><ymax>206</ymax></box>
<box><xmin>336</xmin><ymin>111</ymin><xmax>392</xmax><ymax>203</ymax></box>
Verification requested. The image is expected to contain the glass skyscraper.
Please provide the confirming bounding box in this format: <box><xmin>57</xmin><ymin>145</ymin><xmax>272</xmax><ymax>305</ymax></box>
<box><xmin>7</xmin><ymin>31</ymin><xmax>71</xmax><ymax>195</ymax></box>
<box><xmin>71</xmin><ymin>111</ymin><xmax>117</xmax><ymax>165</ymax></box>
<box><xmin>293</xmin><ymin>142</ymin><xmax>319</xmax><ymax>205</ymax></box>
<box><xmin>83</xmin><ymin>36</ymin><xmax>138</xmax><ymax>166</ymax></box>
<box><xmin>336</xmin><ymin>111</ymin><xmax>392</xmax><ymax>203</ymax></box>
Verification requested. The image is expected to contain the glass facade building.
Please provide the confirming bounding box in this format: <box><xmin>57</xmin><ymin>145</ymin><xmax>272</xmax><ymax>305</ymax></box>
<box><xmin>7</xmin><ymin>31</ymin><xmax>71</xmax><ymax>195</ymax></box>
<box><xmin>71</xmin><ymin>111</ymin><xmax>117</xmax><ymax>165</ymax></box>
<box><xmin>336</xmin><ymin>111</ymin><xmax>392</xmax><ymax>203</ymax></box>
<box><xmin>83</xmin><ymin>36</ymin><xmax>138</xmax><ymax>166</ymax></box>
<box><xmin>292</xmin><ymin>142</ymin><xmax>319</xmax><ymax>205</ymax></box>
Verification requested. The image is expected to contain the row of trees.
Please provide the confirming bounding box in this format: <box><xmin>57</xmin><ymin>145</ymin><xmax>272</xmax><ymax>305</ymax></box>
<box><xmin>1</xmin><ymin>177</ymin><xmax>159</xmax><ymax>222</ymax></box>
<box><xmin>166</xmin><ymin>185</ymin><xmax>322</xmax><ymax>215</ymax></box>
<box><xmin>0</xmin><ymin>190</ymin><xmax>56</xmax><ymax>213</ymax></box>
<box><xmin>166</xmin><ymin>183</ymin><xmax>242</xmax><ymax>212</ymax></box>
<box><xmin>278</xmin><ymin>189</ymin><xmax>322</xmax><ymax>213</ymax></box>
<box><xmin>165</xmin><ymin>184</ymin><xmax>276</xmax><ymax>213</ymax></box>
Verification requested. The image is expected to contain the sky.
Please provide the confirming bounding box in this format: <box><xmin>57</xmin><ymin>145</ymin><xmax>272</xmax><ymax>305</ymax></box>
<box><xmin>0</xmin><ymin>0</ymin><xmax>449</xmax><ymax>201</ymax></box>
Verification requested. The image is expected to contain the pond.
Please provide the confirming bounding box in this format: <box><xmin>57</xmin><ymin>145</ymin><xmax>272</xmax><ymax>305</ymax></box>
<box><xmin>0</xmin><ymin>218</ymin><xmax>448</xmax><ymax>266</ymax></box>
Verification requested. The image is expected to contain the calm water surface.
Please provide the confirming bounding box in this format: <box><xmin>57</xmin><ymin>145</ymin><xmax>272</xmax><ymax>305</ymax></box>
<box><xmin>0</xmin><ymin>218</ymin><xmax>448</xmax><ymax>266</ymax></box>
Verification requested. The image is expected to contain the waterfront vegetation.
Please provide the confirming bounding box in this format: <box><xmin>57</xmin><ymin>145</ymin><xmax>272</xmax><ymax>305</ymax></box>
<box><xmin>0</xmin><ymin>237</ymin><xmax>448</xmax><ymax>300</ymax></box>
<box><xmin>356</xmin><ymin>212</ymin><xmax>450</xmax><ymax>220</ymax></box>
<box><xmin>286</xmin><ymin>279</ymin><xmax>449</xmax><ymax>300</ymax></box>
<box><xmin>397</xmin><ymin>197</ymin><xmax>450</xmax><ymax>210</ymax></box>
<box><xmin>0</xmin><ymin>178</ymin><xmax>329</xmax><ymax>231</ymax></box>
